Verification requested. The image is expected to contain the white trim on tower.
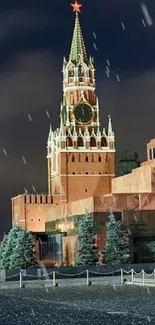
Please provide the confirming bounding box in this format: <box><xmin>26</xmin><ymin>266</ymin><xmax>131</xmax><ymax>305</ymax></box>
<box><xmin>64</xmin><ymin>85</ymin><xmax>95</xmax><ymax>92</ymax></box>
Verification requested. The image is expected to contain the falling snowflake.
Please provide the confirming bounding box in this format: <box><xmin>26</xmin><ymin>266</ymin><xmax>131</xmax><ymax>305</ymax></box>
<box><xmin>127</xmin><ymin>228</ymin><xmax>131</xmax><ymax>236</ymax></box>
<box><xmin>28</xmin><ymin>114</ymin><xmax>32</xmax><ymax>121</ymax></box>
<box><xmin>46</xmin><ymin>110</ymin><xmax>50</xmax><ymax>118</ymax></box>
<box><xmin>38</xmin><ymin>237</ymin><xmax>42</xmax><ymax>244</ymax></box>
<box><xmin>2</xmin><ymin>148</ymin><xmax>7</xmax><ymax>156</ymax></box>
<box><xmin>147</xmin><ymin>315</ymin><xmax>151</xmax><ymax>322</ymax></box>
<box><xmin>140</xmin><ymin>2</ymin><xmax>153</xmax><ymax>26</ymax></box>
<box><xmin>24</xmin><ymin>187</ymin><xmax>28</xmax><ymax>194</ymax></box>
<box><xmin>38</xmin><ymin>205</ymin><xmax>42</xmax><ymax>213</ymax></box>
<box><xmin>93</xmin><ymin>43</ymin><xmax>97</xmax><ymax>50</ymax></box>
<box><xmin>106</xmin><ymin>59</ymin><xmax>110</xmax><ymax>67</ymax></box>
<box><xmin>121</xmin><ymin>21</ymin><xmax>125</xmax><ymax>30</ymax></box>
<box><xmin>45</xmin><ymin>286</ymin><xmax>49</xmax><ymax>293</ymax></box>
<box><xmin>116</xmin><ymin>74</ymin><xmax>120</xmax><ymax>82</ymax></box>
<box><xmin>32</xmin><ymin>185</ymin><xmax>36</xmax><ymax>193</ymax></box>
<box><xmin>133</xmin><ymin>214</ymin><xmax>138</xmax><ymax>222</ymax></box>
<box><xmin>146</xmin><ymin>286</ymin><xmax>150</xmax><ymax>294</ymax></box>
<box><xmin>22</xmin><ymin>156</ymin><xmax>27</xmax><ymax>164</ymax></box>
<box><xmin>106</xmin><ymin>66</ymin><xmax>110</xmax><ymax>73</ymax></box>
<box><xmin>142</xmin><ymin>18</ymin><xmax>146</xmax><ymax>27</ymax></box>
<box><xmin>92</xmin><ymin>31</ymin><xmax>97</xmax><ymax>39</ymax></box>
<box><xmin>106</xmin><ymin>71</ymin><xmax>110</xmax><ymax>78</ymax></box>
<box><xmin>113</xmin><ymin>284</ymin><xmax>116</xmax><ymax>291</ymax></box>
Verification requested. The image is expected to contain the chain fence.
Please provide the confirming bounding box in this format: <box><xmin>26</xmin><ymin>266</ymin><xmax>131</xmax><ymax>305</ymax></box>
<box><xmin>1</xmin><ymin>268</ymin><xmax>155</xmax><ymax>288</ymax></box>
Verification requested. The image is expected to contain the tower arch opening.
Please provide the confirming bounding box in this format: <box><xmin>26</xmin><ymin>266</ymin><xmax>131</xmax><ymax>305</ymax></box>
<box><xmin>101</xmin><ymin>136</ymin><xmax>107</xmax><ymax>147</ymax></box>
<box><xmin>77</xmin><ymin>135</ymin><xmax>84</xmax><ymax>147</ymax></box>
<box><xmin>90</xmin><ymin>136</ymin><xmax>96</xmax><ymax>147</ymax></box>
<box><xmin>66</xmin><ymin>136</ymin><xmax>73</xmax><ymax>147</ymax></box>
<box><xmin>78</xmin><ymin>65</ymin><xmax>84</xmax><ymax>77</ymax></box>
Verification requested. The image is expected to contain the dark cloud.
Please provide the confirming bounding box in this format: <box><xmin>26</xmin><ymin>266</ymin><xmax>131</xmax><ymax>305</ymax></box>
<box><xmin>0</xmin><ymin>50</ymin><xmax>61</xmax><ymax>119</ymax></box>
<box><xmin>0</xmin><ymin>9</ymin><xmax>50</xmax><ymax>41</ymax></box>
<box><xmin>97</xmin><ymin>69</ymin><xmax>155</xmax><ymax>160</ymax></box>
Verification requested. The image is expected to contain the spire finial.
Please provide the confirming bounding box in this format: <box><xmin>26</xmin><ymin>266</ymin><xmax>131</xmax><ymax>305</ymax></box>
<box><xmin>71</xmin><ymin>1</ymin><xmax>82</xmax><ymax>13</ymax></box>
<box><xmin>108</xmin><ymin>114</ymin><xmax>113</xmax><ymax>136</ymax></box>
<box><xmin>69</xmin><ymin>1</ymin><xmax>87</xmax><ymax>63</ymax></box>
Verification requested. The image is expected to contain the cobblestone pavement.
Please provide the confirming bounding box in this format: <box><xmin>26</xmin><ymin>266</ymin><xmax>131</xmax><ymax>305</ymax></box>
<box><xmin>0</xmin><ymin>284</ymin><xmax>155</xmax><ymax>325</ymax></box>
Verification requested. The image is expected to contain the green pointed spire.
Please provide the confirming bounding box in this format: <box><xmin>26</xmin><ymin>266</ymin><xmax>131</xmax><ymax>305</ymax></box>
<box><xmin>69</xmin><ymin>12</ymin><xmax>88</xmax><ymax>63</ymax></box>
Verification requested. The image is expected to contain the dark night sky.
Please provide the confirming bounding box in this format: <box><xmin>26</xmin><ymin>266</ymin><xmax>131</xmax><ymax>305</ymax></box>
<box><xmin>0</xmin><ymin>0</ymin><xmax>155</xmax><ymax>235</ymax></box>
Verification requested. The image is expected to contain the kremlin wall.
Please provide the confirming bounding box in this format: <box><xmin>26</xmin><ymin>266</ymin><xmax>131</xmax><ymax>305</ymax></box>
<box><xmin>12</xmin><ymin>138</ymin><xmax>155</xmax><ymax>265</ymax></box>
<box><xmin>11</xmin><ymin>3</ymin><xmax>155</xmax><ymax>265</ymax></box>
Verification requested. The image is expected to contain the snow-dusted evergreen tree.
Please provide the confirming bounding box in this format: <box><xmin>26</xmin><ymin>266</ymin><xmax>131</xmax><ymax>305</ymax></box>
<box><xmin>1</xmin><ymin>225</ymin><xmax>23</xmax><ymax>269</ymax></box>
<box><xmin>10</xmin><ymin>229</ymin><xmax>36</xmax><ymax>269</ymax></box>
<box><xmin>1</xmin><ymin>225</ymin><xmax>36</xmax><ymax>270</ymax></box>
<box><xmin>75</xmin><ymin>210</ymin><xmax>98</xmax><ymax>266</ymax></box>
<box><xmin>0</xmin><ymin>234</ymin><xmax>8</xmax><ymax>269</ymax></box>
<box><xmin>104</xmin><ymin>213</ymin><xmax>129</xmax><ymax>264</ymax></box>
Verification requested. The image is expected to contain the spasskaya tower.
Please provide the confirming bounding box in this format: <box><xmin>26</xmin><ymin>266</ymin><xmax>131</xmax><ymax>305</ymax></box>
<box><xmin>47</xmin><ymin>1</ymin><xmax>115</xmax><ymax>204</ymax></box>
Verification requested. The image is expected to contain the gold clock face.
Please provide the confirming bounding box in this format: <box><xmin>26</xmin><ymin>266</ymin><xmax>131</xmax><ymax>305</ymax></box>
<box><xmin>74</xmin><ymin>102</ymin><xmax>94</xmax><ymax>124</ymax></box>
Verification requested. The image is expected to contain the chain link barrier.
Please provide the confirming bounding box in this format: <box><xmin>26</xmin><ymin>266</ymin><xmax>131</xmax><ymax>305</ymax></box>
<box><xmin>55</xmin><ymin>270</ymin><xmax>86</xmax><ymax>277</ymax></box>
<box><xmin>6</xmin><ymin>273</ymin><xmax>20</xmax><ymax>279</ymax></box>
<box><xmin>133</xmin><ymin>270</ymin><xmax>143</xmax><ymax>275</ymax></box>
<box><xmin>89</xmin><ymin>268</ymin><xmax>122</xmax><ymax>275</ymax></box>
<box><xmin>2</xmin><ymin>268</ymin><xmax>155</xmax><ymax>287</ymax></box>
<box><xmin>144</xmin><ymin>270</ymin><xmax>155</xmax><ymax>277</ymax></box>
<box><xmin>122</xmin><ymin>269</ymin><xmax>132</xmax><ymax>274</ymax></box>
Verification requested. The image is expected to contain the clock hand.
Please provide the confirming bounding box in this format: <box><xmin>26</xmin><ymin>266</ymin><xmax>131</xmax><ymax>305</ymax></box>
<box><xmin>81</xmin><ymin>108</ymin><xmax>84</xmax><ymax>121</ymax></box>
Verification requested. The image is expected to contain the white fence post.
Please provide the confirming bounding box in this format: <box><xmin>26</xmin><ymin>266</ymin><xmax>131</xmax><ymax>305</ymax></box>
<box><xmin>86</xmin><ymin>270</ymin><xmax>89</xmax><ymax>286</ymax></box>
<box><xmin>53</xmin><ymin>271</ymin><xmax>58</xmax><ymax>287</ymax></box>
<box><xmin>142</xmin><ymin>270</ymin><xmax>145</xmax><ymax>286</ymax></box>
<box><xmin>86</xmin><ymin>270</ymin><xmax>91</xmax><ymax>286</ymax></box>
<box><xmin>120</xmin><ymin>269</ymin><xmax>124</xmax><ymax>284</ymax></box>
<box><xmin>131</xmin><ymin>269</ymin><xmax>134</xmax><ymax>284</ymax></box>
<box><xmin>19</xmin><ymin>271</ymin><xmax>22</xmax><ymax>288</ymax></box>
<box><xmin>37</xmin><ymin>268</ymin><xmax>41</xmax><ymax>279</ymax></box>
<box><xmin>0</xmin><ymin>269</ymin><xmax>6</xmax><ymax>282</ymax></box>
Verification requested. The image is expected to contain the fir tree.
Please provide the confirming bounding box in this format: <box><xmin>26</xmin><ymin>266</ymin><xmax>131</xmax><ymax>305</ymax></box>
<box><xmin>0</xmin><ymin>234</ymin><xmax>8</xmax><ymax>269</ymax></box>
<box><xmin>104</xmin><ymin>213</ymin><xmax>129</xmax><ymax>264</ymax></box>
<box><xmin>75</xmin><ymin>211</ymin><xmax>98</xmax><ymax>266</ymax></box>
<box><xmin>1</xmin><ymin>225</ymin><xmax>36</xmax><ymax>270</ymax></box>
<box><xmin>10</xmin><ymin>229</ymin><xmax>36</xmax><ymax>269</ymax></box>
<box><xmin>2</xmin><ymin>225</ymin><xmax>23</xmax><ymax>269</ymax></box>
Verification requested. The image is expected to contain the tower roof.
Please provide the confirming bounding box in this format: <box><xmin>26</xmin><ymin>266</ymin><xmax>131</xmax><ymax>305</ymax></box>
<box><xmin>69</xmin><ymin>3</ymin><xmax>88</xmax><ymax>63</ymax></box>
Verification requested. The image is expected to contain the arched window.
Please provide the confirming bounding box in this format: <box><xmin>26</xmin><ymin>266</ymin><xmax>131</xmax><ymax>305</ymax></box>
<box><xmin>85</xmin><ymin>155</ymin><xmax>88</xmax><ymax>162</ymax></box>
<box><xmin>66</xmin><ymin>136</ymin><xmax>72</xmax><ymax>147</ymax></box>
<box><xmin>98</xmin><ymin>156</ymin><xmax>101</xmax><ymax>162</ymax></box>
<box><xmin>78</xmin><ymin>65</ymin><xmax>84</xmax><ymax>77</ymax></box>
<box><xmin>78</xmin><ymin>136</ymin><xmax>83</xmax><ymax>147</ymax></box>
<box><xmin>79</xmin><ymin>154</ymin><xmax>82</xmax><ymax>162</ymax></box>
<box><xmin>101</xmin><ymin>136</ymin><xmax>107</xmax><ymax>147</ymax></box>
<box><xmin>72</xmin><ymin>155</ymin><xmax>75</xmax><ymax>162</ymax></box>
<box><xmin>69</xmin><ymin>70</ymin><xmax>74</xmax><ymax>77</ymax></box>
<box><xmin>90</xmin><ymin>136</ymin><xmax>96</xmax><ymax>147</ymax></box>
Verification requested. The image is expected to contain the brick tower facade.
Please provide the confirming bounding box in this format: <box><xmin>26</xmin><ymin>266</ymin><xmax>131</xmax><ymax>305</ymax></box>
<box><xmin>47</xmin><ymin>3</ymin><xmax>115</xmax><ymax>204</ymax></box>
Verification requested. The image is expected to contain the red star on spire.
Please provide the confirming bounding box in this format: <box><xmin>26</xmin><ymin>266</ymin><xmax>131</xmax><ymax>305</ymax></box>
<box><xmin>71</xmin><ymin>0</ymin><xmax>82</xmax><ymax>13</ymax></box>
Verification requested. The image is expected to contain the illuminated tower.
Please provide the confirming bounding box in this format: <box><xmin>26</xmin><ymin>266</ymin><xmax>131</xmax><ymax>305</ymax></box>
<box><xmin>47</xmin><ymin>1</ymin><xmax>115</xmax><ymax>204</ymax></box>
